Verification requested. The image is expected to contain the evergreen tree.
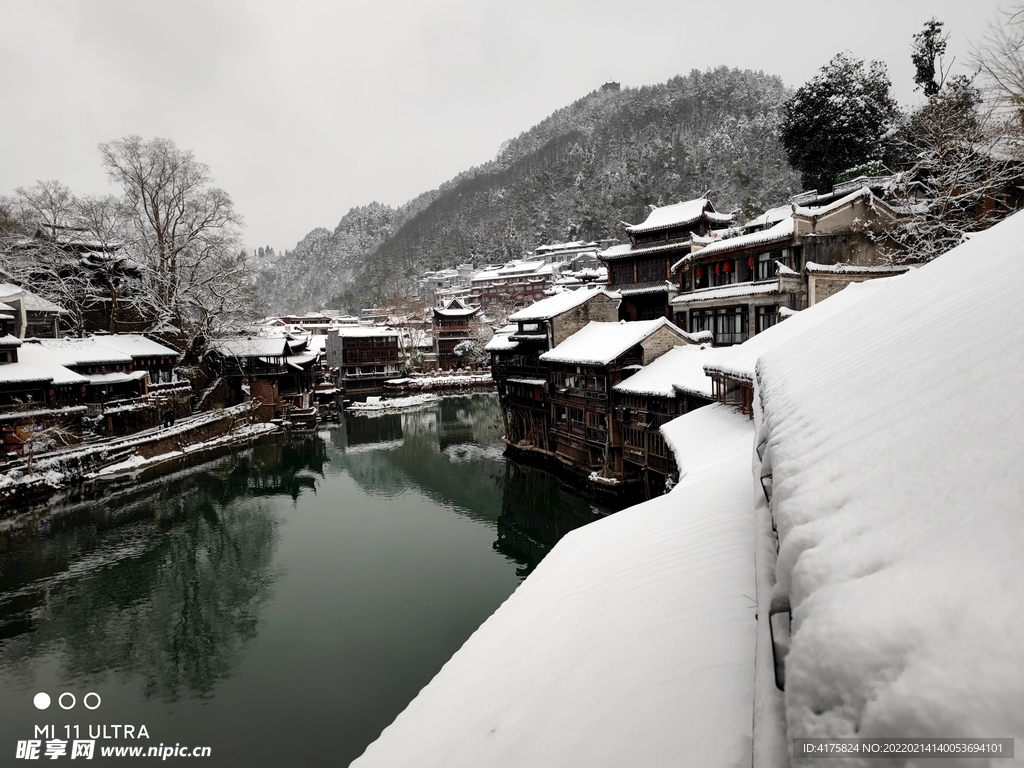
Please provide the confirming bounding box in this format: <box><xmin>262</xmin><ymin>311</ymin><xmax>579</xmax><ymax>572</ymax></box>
<box><xmin>912</xmin><ymin>18</ymin><xmax>950</xmax><ymax>97</ymax></box>
<box><xmin>780</xmin><ymin>53</ymin><xmax>900</xmax><ymax>192</ymax></box>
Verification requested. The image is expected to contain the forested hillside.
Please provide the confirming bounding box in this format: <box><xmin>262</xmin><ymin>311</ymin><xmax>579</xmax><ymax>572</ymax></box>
<box><xmin>257</xmin><ymin>67</ymin><xmax>801</xmax><ymax>313</ymax></box>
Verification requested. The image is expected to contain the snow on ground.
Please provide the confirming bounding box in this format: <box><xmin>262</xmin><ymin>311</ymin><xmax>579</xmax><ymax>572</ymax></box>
<box><xmin>756</xmin><ymin>210</ymin><xmax>1024</xmax><ymax>753</ymax></box>
<box><xmin>352</xmin><ymin>403</ymin><xmax>756</xmax><ymax>768</ymax></box>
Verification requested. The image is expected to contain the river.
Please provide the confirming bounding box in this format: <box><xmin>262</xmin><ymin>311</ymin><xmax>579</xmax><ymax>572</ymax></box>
<box><xmin>0</xmin><ymin>394</ymin><xmax>617</xmax><ymax>766</ymax></box>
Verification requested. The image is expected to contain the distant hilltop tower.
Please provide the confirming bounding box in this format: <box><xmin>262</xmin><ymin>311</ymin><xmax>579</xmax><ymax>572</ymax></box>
<box><xmin>601</xmin><ymin>81</ymin><xmax>620</xmax><ymax>92</ymax></box>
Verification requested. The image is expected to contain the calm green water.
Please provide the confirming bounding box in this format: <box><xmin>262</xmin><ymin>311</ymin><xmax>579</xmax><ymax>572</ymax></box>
<box><xmin>0</xmin><ymin>394</ymin><xmax>613</xmax><ymax>766</ymax></box>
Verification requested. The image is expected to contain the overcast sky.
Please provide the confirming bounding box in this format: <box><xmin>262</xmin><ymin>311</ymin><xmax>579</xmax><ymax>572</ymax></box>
<box><xmin>0</xmin><ymin>0</ymin><xmax>1009</xmax><ymax>252</ymax></box>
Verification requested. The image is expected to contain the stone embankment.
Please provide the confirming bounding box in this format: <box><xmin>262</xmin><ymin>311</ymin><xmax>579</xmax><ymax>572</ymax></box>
<box><xmin>0</xmin><ymin>402</ymin><xmax>279</xmax><ymax>513</ymax></box>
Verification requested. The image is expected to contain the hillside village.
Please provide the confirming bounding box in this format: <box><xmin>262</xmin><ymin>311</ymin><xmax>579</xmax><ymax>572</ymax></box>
<box><xmin>3</xmin><ymin>21</ymin><xmax>1024</xmax><ymax>765</ymax></box>
<box><xmin>0</xmin><ymin>172</ymin><xmax>932</xmax><ymax>504</ymax></box>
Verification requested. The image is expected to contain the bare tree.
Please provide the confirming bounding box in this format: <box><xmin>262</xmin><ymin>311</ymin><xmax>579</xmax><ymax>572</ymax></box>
<box><xmin>971</xmin><ymin>4</ymin><xmax>1024</xmax><ymax>116</ymax></box>
<box><xmin>99</xmin><ymin>136</ymin><xmax>253</xmax><ymax>343</ymax></box>
<box><xmin>882</xmin><ymin>77</ymin><xmax>1023</xmax><ymax>263</ymax></box>
<box><xmin>75</xmin><ymin>194</ymin><xmax>157</xmax><ymax>333</ymax></box>
<box><xmin>0</xmin><ymin>181</ymin><xmax>96</xmax><ymax>335</ymax></box>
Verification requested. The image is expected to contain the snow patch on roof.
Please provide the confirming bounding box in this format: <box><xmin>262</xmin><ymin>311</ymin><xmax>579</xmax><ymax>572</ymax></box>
<box><xmin>757</xmin><ymin>207</ymin><xmax>1024</xmax><ymax>743</ymax></box>
<box><xmin>14</xmin><ymin>344</ymin><xmax>88</xmax><ymax>385</ymax></box>
<box><xmin>509</xmin><ymin>287</ymin><xmax>610</xmax><ymax>322</ymax></box>
<box><xmin>671</xmin><ymin>281</ymin><xmax>779</xmax><ymax>306</ymax></box>
<box><xmin>626</xmin><ymin>197</ymin><xmax>720</xmax><ymax>235</ymax></box>
<box><xmin>705</xmin><ymin>277</ymin><xmax>898</xmax><ymax>383</ymax></box>
<box><xmin>36</xmin><ymin>338</ymin><xmax>133</xmax><ymax>366</ymax></box>
<box><xmin>94</xmin><ymin>334</ymin><xmax>181</xmax><ymax>358</ymax></box>
<box><xmin>614</xmin><ymin>344</ymin><xmax>719</xmax><ymax>398</ymax></box>
<box><xmin>335</xmin><ymin>326</ymin><xmax>400</xmax><ymax>338</ymax></box>
<box><xmin>804</xmin><ymin>261</ymin><xmax>911</xmax><ymax>275</ymax></box>
<box><xmin>207</xmin><ymin>337</ymin><xmax>290</xmax><ymax>358</ymax></box>
<box><xmin>691</xmin><ymin>217</ymin><xmax>795</xmax><ymax>259</ymax></box>
<box><xmin>540</xmin><ymin>318</ymin><xmax>687</xmax><ymax>365</ymax></box>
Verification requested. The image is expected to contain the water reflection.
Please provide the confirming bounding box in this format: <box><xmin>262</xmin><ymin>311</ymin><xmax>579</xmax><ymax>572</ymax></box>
<box><xmin>495</xmin><ymin>461</ymin><xmax>612</xmax><ymax>577</ymax></box>
<box><xmin>336</xmin><ymin>394</ymin><xmax>617</xmax><ymax>573</ymax></box>
<box><xmin>0</xmin><ymin>441</ymin><xmax>309</xmax><ymax>701</ymax></box>
<box><xmin>0</xmin><ymin>394</ymin><xmax>619</xmax><ymax>763</ymax></box>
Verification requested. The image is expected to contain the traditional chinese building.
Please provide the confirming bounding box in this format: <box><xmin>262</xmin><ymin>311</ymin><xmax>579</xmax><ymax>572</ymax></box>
<box><xmin>325</xmin><ymin>326</ymin><xmax>403</xmax><ymax>401</ymax></box>
<box><xmin>205</xmin><ymin>336</ymin><xmax>319</xmax><ymax>421</ymax></box>
<box><xmin>433</xmin><ymin>298</ymin><xmax>479</xmax><ymax>370</ymax></box>
<box><xmin>600</xmin><ymin>197</ymin><xmax>734</xmax><ymax>322</ymax></box>
<box><xmin>488</xmin><ymin>288</ymin><xmax>620</xmax><ymax>456</ymax></box>
<box><xmin>671</xmin><ymin>187</ymin><xmax>908</xmax><ymax>345</ymax></box>
<box><xmin>0</xmin><ymin>282</ymin><xmax>67</xmax><ymax>338</ymax></box>
<box><xmin>611</xmin><ymin>343</ymin><xmax>718</xmax><ymax>497</ymax></box>
<box><xmin>538</xmin><ymin>317</ymin><xmax>694</xmax><ymax>488</ymax></box>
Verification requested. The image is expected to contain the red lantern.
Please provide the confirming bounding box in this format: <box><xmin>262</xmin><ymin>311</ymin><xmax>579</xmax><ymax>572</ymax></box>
<box><xmin>715</xmin><ymin>263</ymin><xmax>721</xmax><ymax>275</ymax></box>
<box><xmin>748</xmin><ymin>256</ymin><xmax>754</xmax><ymax>268</ymax></box>
<box><xmin>696</xmin><ymin>267</ymin><xmax>703</xmax><ymax>279</ymax></box>
<box><xmin>723</xmin><ymin>261</ymin><xmax>731</xmax><ymax>273</ymax></box>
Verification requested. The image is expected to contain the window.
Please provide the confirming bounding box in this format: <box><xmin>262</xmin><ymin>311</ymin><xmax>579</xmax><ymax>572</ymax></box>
<box><xmin>637</xmin><ymin>258</ymin><xmax>667</xmax><ymax>282</ymax></box>
<box><xmin>757</xmin><ymin>306</ymin><xmax>778</xmax><ymax>334</ymax></box>
<box><xmin>709</xmin><ymin>260</ymin><xmax>737</xmax><ymax>287</ymax></box>
<box><xmin>713</xmin><ymin>306</ymin><xmax>748</xmax><ymax>346</ymax></box>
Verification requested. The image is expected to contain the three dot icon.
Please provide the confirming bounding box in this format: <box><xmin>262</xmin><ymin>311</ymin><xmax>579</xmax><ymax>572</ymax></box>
<box><xmin>33</xmin><ymin>692</ymin><xmax>101</xmax><ymax>710</ymax></box>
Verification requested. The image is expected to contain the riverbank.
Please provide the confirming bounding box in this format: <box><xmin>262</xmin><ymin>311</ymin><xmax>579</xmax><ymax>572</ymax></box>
<box><xmin>0</xmin><ymin>402</ymin><xmax>280</xmax><ymax>514</ymax></box>
<box><xmin>383</xmin><ymin>372</ymin><xmax>494</xmax><ymax>394</ymax></box>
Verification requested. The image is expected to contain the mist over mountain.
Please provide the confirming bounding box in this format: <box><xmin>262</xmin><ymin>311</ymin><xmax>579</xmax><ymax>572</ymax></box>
<box><xmin>256</xmin><ymin>67</ymin><xmax>801</xmax><ymax>313</ymax></box>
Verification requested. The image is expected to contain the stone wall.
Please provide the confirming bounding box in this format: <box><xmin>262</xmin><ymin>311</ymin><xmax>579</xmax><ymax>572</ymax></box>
<box><xmin>552</xmin><ymin>293</ymin><xmax>620</xmax><ymax>346</ymax></box>
<box><xmin>639</xmin><ymin>324</ymin><xmax>690</xmax><ymax>365</ymax></box>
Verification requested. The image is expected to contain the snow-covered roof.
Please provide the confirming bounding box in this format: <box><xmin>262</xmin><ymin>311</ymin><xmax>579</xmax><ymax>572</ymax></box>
<box><xmin>540</xmin><ymin>318</ymin><xmax>687</xmax><ymax>366</ymax></box>
<box><xmin>15</xmin><ymin>344</ymin><xmax>88</xmax><ymax>385</ymax></box>
<box><xmin>508</xmin><ymin>287</ymin><xmax>610</xmax><ymax>322</ymax></box>
<box><xmin>335</xmin><ymin>326</ymin><xmax>400</xmax><ymax>338</ymax></box>
<box><xmin>472</xmin><ymin>261</ymin><xmax>552</xmax><ymax>282</ymax></box>
<box><xmin>690</xmin><ymin>216</ymin><xmax>796</xmax><ymax>259</ymax></box>
<box><xmin>22</xmin><ymin>291</ymin><xmax>66</xmax><ymax>314</ymax></box>
<box><xmin>81</xmin><ymin>370</ymin><xmax>148</xmax><ymax>384</ymax></box>
<box><xmin>626</xmin><ymin>197</ymin><xmax>731</xmax><ymax>235</ymax></box>
<box><xmin>743</xmin><ymin>205</ymin><xmax>793</xmax><ymax>230</ymax></box>
<box><xmin>804</xmin><ymin>261</ymin><xmax>911</xmax><ymax>275</ymax></box>
<box><xmin>0</xmin><ymin>301</ymin><xmax>15</xmax><ymax>312</ymax></box>
<box><xmin>756</xmin><ymin>207</ymin><xmax>1024</xmax><ymax>744</ymax></box>
<box><xmin>599</xmin><ymin>239</ymin><xmax>692</xmax><ymax>262</ymax></box>
<box><xmin>484</xmin><ymin>335</ymin><xmax>519</xmax><ymax>352</ymax></box>
<box><xmin>617</xmin><ymin>282</ymin><xmax>674</xmax><ymax>297</ymax></box>
<box><xmin>94</xmin><ymin>334</ymin><xmax>181</xmax><ymax>359</ymax></box>
<box><xmin>36</xmin><ymin>338</ymin><xmax>133</xmax><ymax>366</ymax></box>
<box><xmin>613</xmin><ymin>344</ymin><xmax>718</xmax><ymax>398</ymax></box>
<box><xmin>0</xmin><ymin>361</ymin><xmax>51</xmax><ymax>384</ymax></box>
<box><xmin>351</xmin><ymin>403</ymin><xmax>756</xmax><ymax>768</ymax></box>
<box><xmin>207</xmin><ymin>337</ymin><xmax>290</xmax><ymax>358</ymax></box>
<box><xmin>705</xmin><ymin>277</ymin><xmax>899</xmax><ymax>383</ymax></box>
<box><xmin>671</xmin><ymin>281</ymin><xmax>779</xmax><ymax>306</ymax></box>
<box><xmin>791</xmin><ymin>185</ymin><xmax>893</xmax><ymax>220</ymax></box>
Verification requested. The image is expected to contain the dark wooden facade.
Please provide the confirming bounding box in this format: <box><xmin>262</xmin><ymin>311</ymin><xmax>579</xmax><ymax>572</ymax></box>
<box><xmin>433</xmin><ymin>298</ymin><xmax>478</xmax><ymax>371</ymax></box>
<box><xmin>326</xmin><ymin>327</ymin><xmax>402</xmax><ymax>400</ymax></box>
<box><xmin>602</xmin><ymin>197</ymin><xmax>734</xmax><ymax>322</ymax></box>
